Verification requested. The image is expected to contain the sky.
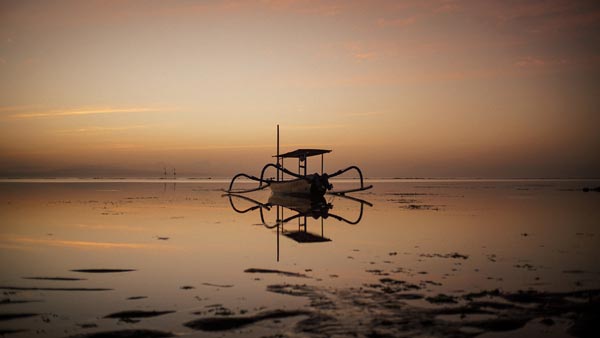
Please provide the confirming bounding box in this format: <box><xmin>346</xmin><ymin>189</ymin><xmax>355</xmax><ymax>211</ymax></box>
<box><xmin>0</xmin><ymin>0</ymin><xmax>599</xmax><ymax>178</ymax></box>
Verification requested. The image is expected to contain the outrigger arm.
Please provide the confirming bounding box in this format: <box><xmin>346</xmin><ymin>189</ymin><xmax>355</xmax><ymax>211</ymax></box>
<box><xmin>225</xmin><ymin>193</ymin><xmax>372</xmax><ymax>228</ymax></box>
<box><xmin>226</xmin><ymin>162</ymin><xmax>318</xmax><ymax>194</ymax></box>
<box><xmin>226</xmin><ymin>159</ymin><xmax>372</xmax><ymax>195</ymax></box>
<box><xmin>327</xmin><ymin>165</ymin><xmax>373</xmax><ymax>195</ymax></box>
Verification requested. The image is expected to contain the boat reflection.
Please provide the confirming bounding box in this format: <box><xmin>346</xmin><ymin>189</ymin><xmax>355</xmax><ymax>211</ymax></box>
<box><xmin>226</xmin><ymin>193</ymin><xmax>372</xmax><ymax>261</ymax></box>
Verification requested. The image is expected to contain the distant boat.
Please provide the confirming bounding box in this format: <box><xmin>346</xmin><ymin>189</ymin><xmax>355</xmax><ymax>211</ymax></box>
<box><xmin>227</xmin><ymin>126</ymin><xmax>372</xmax><ymax>197</ymax></box>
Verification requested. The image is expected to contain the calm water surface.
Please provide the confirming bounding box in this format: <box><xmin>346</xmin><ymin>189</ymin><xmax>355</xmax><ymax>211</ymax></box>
<box><xmin>0</xmin><ymin>180</ymin><xmax>599</xmax><ymax>337</ymax></box>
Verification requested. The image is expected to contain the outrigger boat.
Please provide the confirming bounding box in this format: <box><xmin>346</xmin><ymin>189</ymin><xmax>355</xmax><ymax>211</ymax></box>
<box><xmin>227</xmin><ymin>126</ymin><xmax>372</xmax><ymax>197</ymax></box>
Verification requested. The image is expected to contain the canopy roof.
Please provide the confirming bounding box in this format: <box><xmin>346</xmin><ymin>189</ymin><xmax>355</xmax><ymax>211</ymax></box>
<box><xmin>274</xmin><ymin>148</ymin><xmax>331</xmax><ymax>158</ymax></box>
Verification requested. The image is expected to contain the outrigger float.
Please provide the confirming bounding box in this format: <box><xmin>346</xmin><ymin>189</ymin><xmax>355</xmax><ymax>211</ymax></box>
<box><xmin>227</xmin><ymin>125</ymin><xmax>372</xmax><ymax>197</ymax></box>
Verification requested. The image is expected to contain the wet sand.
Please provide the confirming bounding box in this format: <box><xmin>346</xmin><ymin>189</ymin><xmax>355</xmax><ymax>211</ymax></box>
<box><xmin>0</xmin><ymin>179</ymin><xmax>599</xmax><ymax>337</ymax></box>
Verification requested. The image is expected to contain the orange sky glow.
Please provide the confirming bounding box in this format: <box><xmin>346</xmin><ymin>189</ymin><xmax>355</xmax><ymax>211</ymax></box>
<box><xmin>0</xmin><ymin>0</ymin><xmax>599</xmax><ymax>178</ymax></box>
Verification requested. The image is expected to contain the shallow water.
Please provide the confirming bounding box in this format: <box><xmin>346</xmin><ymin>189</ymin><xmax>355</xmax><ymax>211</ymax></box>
<box><xmin>0</xmin><ymin>180</ymin><xmax>599</xmax><ymax>337</ymax></box>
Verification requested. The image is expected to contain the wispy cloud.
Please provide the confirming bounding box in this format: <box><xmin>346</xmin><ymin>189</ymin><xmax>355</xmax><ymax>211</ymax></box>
<box><xmin>0</xmin><ymin>104</ymin><xmax>42</xmax><ymax>113</ymax></box>
<box><xmin>376</xmin><ymin>17</ymin><xmax>416</xmax><ymax>28</ymax></box>
<box><xmin>343</xmin><ymin>111</ymin><xmax>385</xmax><ymax>117</ymax></box>
<box><xmin>55</xmin><ymin>124</ymin><xmax>151</xmax><ymax>134</ymax></box>
<box><xmin>515</xmin><ymin>56</ymin><xmax>568</xmax><ymax>69</ymax></box>
<box><xmin>260</xmin><ymin>0</ymin><xmax>344</xmax><ymax>16</ymax></box>
<box><xmin>286</xmin><ymin>124</ymin><xmax>346</xmax><ymax>130</ymax></box>
<box><xmin>343</xmin><ymin>41</ymin><xmax>378</xmax><ymax>61</ymax></box>
<box><xmin>8</xmin><ymin>107</ymin><xmax>160</xmax><ymax>119</ymax></box>
<box><xmin>153</xmin><ymin>142</ymin><xmax>334</xmax><ymax>152</ymax></box>
<box><xmin>353</xmin><ymin>52</ymin><xmax>377</xmax><ymax>61</ymax></box>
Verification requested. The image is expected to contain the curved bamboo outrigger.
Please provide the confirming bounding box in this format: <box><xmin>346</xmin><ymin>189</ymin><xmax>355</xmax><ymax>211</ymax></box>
<box><xmin>225</xmin><ymin>192</ymin><xmax>372</xmax><ymax>261</ymax></box>
<box><xmin>225</xmin><ymin>193</ymin><xmax>372</xmax><ymax>230</ymax></box>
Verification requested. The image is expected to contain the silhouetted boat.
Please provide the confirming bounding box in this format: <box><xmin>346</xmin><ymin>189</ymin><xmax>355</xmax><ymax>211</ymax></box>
<box><xmin>227</xmin><ymin>126</ymin><xmax>372</xmax><ymax>197</ymax></box>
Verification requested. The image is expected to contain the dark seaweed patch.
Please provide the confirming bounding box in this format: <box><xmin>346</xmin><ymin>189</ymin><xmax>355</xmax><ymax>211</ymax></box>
<box><xmin>0</xmin><ymin>286</ymin><xmax>111</xmax><ymax>291</ymax></box>
<box><xmin>67</xmin><ymin>329</ymin><xmax>173</xmax><ymax>338</ymax></box>
<box><xmin>71</xmin><ymin>269</ymin><xmax>136</xmax><ymax>273</ymax></box>
<box><xmin>420</xmin><ymin>252</ymin><xmax>469</xmax><ymax>260</ymax></box>
<box><xmin>244</xmin><ymin>268</ymin><xmax>309</xmax><ymax>278</ymax></box>
<box><xmin>126</xmin><ymin>296</ymin><xmax>147</xmax><ymax>300</ymax></box>
<box><xmin>0</xmin><ymin>299</ymin><xmax>42</xmax><ymax>305</ymax></box>
<box><xmin>202</xmin><ymin>282</ymin><xmax>234</xmax><ymax>288</ymax></box>
<box><xmin>402</xmin><ymin>204</ymin><xmax>441</xmax><ymax>211</ymax></box>
<box><xmin>184</xmin><ymin>309</ymin><xmax>310</xmax><ymax>331</ymax></box>
<box><xmin>105</xmin><ymin>310</ymin><xmax>175</xmax><ymax>319</ymax></box>
<box><xmin>0</xmin><ymin>329</ymin><xmax>28</xmax><ymax>335</ymax></box>
<box><xmin>22</xmin><ymin>276</ymin><xmax>86</xmax><ymax>281</ymax></box>
<box><xmin>426</xmin><ymin>294</ymin><xmax>458</xmax><ymax>304</ymax></box>
<box><xmin>0</xmin><ymin>313</ymin><xmax>39</xmax><ymax>321</ymax></box>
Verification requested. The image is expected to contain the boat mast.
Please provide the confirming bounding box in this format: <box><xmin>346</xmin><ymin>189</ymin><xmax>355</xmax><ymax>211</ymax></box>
<box><xmin>277</xmin><ymin>124</ymin><xmax>280</xmax><ymax>182</ymax></box>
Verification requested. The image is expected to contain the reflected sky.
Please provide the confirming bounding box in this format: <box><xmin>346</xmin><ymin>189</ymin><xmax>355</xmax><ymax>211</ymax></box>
<box><xmin>0</xmin><ymin>180</ymin><xmax>599</xmax><ymax>337</ymax></box>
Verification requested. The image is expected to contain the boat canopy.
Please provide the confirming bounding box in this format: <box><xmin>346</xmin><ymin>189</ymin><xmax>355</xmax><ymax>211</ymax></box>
<box><xmin>274</xmin><ymin>149</ymin><xmax>331</xmax><ymax>158</ymax></box>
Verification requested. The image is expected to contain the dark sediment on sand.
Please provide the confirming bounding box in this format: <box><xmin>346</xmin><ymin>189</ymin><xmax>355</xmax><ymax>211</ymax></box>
<box><xmin>420</xmin><ymin>252</ymin><xmax>469</xmax><ymax>259</ymax></box>
<box><xmin>67</xmin><ymin>329</ymin><xmax>174</xmax><ymax>338</ymax></box>
<box><xmin>70</xmin><ymin>269</ymin><xmax>136</xmax><ymax>273</ymax></box>
<box><xmin>0</xmin><ymin>299</ymin><xmax>42</xmax><ymax>305</ymax></box>
<box><xmin>184</xmin><ymin>309</ymin><xmax>310</xmax><ymax>331</ymax></box>
<box><xmin>104</xmin><ymin>310</ymin><xmax>175</xmax><ymax>319</ymax></box>
<box><xmin>259</xmin><ymin>281</ymin><xmax>600</xmax><ymax>338</ymax></box>
<box><xmin>0</xmin><ymin>286</ymin><xmax>112</xmax><ymax>291</ymax></box>
<box><xmin>0</xmin><ymin>313</ymin><xmax>39</xmax><ymax>321</ymax></box>
<box><xmin>0</xmin><ymin>329</ymin><xmax>28</xmax><ymax>335</ymax></box>
<box><xmin>193</xmin><ymin>304</ymin><xmax>235</xmax><ymax>316</ymax></box>
<box><xmin>244</xmin><ymin>268</ymin><xmax>310</xmax><ymax>278</ymax></box>
<box><xmin>22</xmin><ymin>276</ymin><xmax>87</xmax><ymax>281</ymax></box>
<box><xmin>202</xmin><ymin>282</ymin><xmax>234</xmax><ymax>288</ymax></box>
<box><xmin>402</xmin><ymin>204</ymin><xmax>441</xmax><ymax>211</ymax></box>
<box><xmin>126</xmin><ymin>296</ymin><xmax>147</xmax><ymax>300</ymax></box>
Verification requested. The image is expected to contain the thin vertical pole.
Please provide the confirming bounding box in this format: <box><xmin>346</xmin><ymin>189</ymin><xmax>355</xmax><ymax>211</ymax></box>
<box><xmin>276</xmin><ymin>125</ymin><xmax>279</xmax><ymax>181</ymax></box>
<box><xmin>276</xmin><ymin>206</ymin><xmax>280</xmax><ymax>262</ymax></box>
<box><xmin>321</xmin><ymin>154</ymin><xmax>324</xmax><ymax>175</ymax></box>
<box><xmin>321</xmin><ymin>218</ymin><xmax>324</xmax><ymax>237</ymax></box>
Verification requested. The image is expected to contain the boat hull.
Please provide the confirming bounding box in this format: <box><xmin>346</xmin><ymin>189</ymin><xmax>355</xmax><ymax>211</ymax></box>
<box><xmin>269</xmin><ymin>174</ymin><xmax>329</xmax><ymax>197</ymax></box>
<box><xmin>270</xmin><ymin>178</ymin><xmax>312</xmax><ymax>196</ymax></box>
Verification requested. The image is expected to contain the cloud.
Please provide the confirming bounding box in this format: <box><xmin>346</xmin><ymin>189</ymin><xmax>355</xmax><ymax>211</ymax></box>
<box><xmin>343</xmin><ymin>41</ymin><xmax>378</xmax><ymax>61</ymax></box>
<box><xmin>55</xmin><ymin>125</ymin><xmax>151</xmax><ymax>134</ymax></box>
<box><xmin>515</xmin><ymin>56</ymin><xmax>568</xmax><ymax>68</ymax></box>
<box><xmin>354</xmin><ymin>52</ymin><xmax>377</xmax><ymax>61</ymax></box>
<box><xmin>8</xmin><ymin>107</ymin><xmax>160</xmax><ymax>119</ymax></box>
<box><xmin>286</xmin><ymin>124</ymin><xmax>346</xmax><ymax>130</ymax></box>
<box><xmin>0</xmin><ymin>104</ymin><xmax>42</xmax><ymax>113</ymax></box>
<box><xmin>260</xmin><ymin>0</ymin><xmax>345</xmax><ymax>16</ymax></box>
<box><xmin>376</xmin><ymin>17</ymin><xmax>416</xmax><ymax>28</ymax></box>
<box><xmin>343</xmin><ymin>111</ymin><xmax>385</xmax><ymax>117</ymax></box>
